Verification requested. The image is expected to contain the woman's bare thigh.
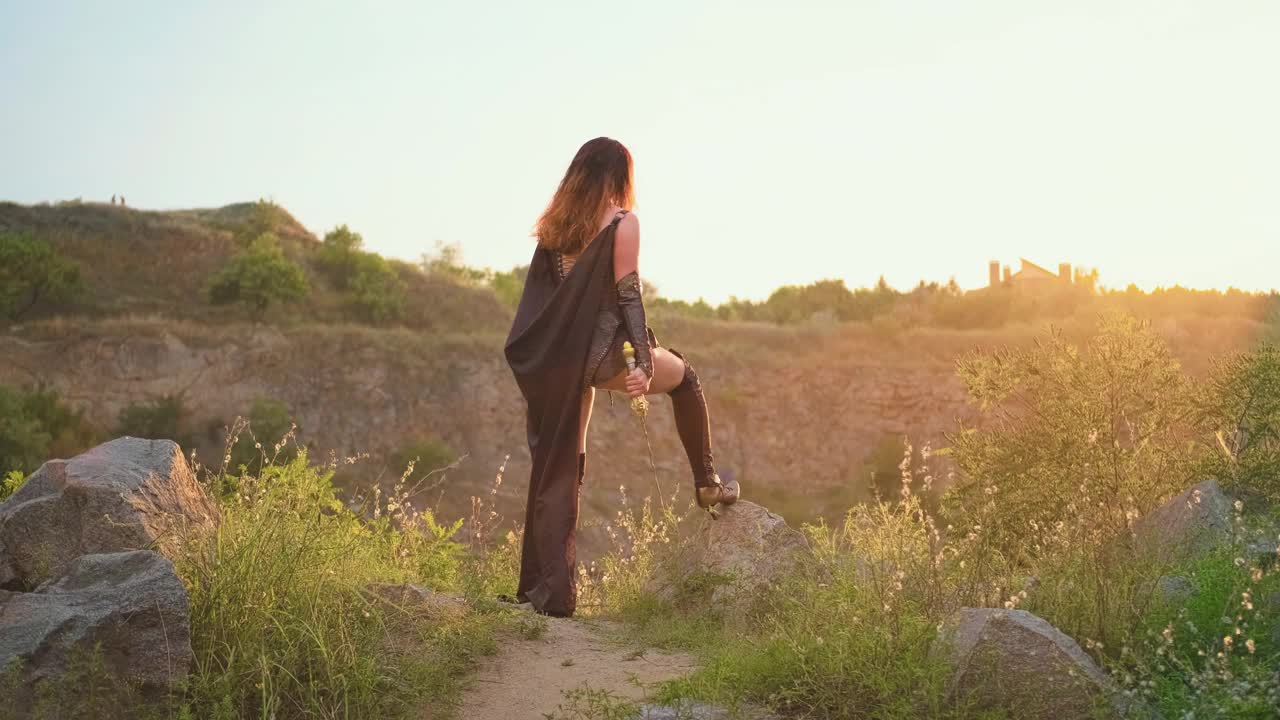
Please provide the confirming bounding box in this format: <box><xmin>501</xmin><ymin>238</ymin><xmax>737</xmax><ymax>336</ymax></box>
<box><xmin>594</xmin><ymin>347</ymin><xmax>685</xmax><ymax>395</ymax></box>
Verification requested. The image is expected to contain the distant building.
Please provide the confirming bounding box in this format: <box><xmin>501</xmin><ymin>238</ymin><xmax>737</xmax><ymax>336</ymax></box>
<box><xmin>987</xmin><ymin>258</ymin><xmax>1072</xmax><ymax>289</ymax></box>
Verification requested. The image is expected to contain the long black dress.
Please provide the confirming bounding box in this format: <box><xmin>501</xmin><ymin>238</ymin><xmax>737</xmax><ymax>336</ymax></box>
<box><xmin>503</xmin><ymin>215</ymin><xmax>625</xmax><ymax>616</ymax></box>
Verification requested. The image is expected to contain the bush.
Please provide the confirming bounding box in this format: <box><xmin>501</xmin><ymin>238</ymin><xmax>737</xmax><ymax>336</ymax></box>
<box><xmin>345</xmin><ymin>252</ymin><xmax>406</xmax><ymax>323</ymax></box>
<box><xmin>0</xmin><ymin>383</ymin><xmax>96</xmax><ymax>476</ymax></box>
<box><xmin>224</xmin><ymin>398</ymin><xmax>299</xmax><ymax>475</ymax></box>
<box><xmin>116</xmin><ymin>394</ymin><xmax>195</xmax><ymax>450</ymax></box>
<box><xmin>637</xmin><ymin>452</ymin><xmax>976</xmax><ymax>719</ymax></box>
<box><xmin>179</xmin><ymin>449</ymin><xmax>490</xmax><ymax>719</ymax></box>
<box><xmin>1199</xmin><ymin>342</ymin><xmax>1280</xmax><ymax>502</ymax></box>
<box><xmin>207</xmin><ymin>232</ymin><xmax>309</xmax><ymax>319</ymax></box>
<box><xmin>388</xmin><ymin>438</ymin><xmax>456</xmax><ymax>484</ymax></box>
<box><xmin>315</xmin><ymin>224</ymin><xmax>365</xmax><ymax>289</ymax></box>
<box><xmin>489</xmin><ymin>265</ymin><xmax>528</xmax><ymax>308</ymax></box>
<box><xmin>0</xmin><ymin>231</ymin><xmax>83</xmax><ymax>320</ymax></box>
<box><xmin>945</xmin><ymin>312</ymin><xmax>1195</xmax><ymax>563</ymax></box>
<box><xmin>421</xmin><ymin>241</ymin><xmax>490</xmax><ymax>287</ymax></box>
<box><xmin>316</xmin><ymin>225</ymin><xmax>406</xmax><ymax>322</ymax></box>
<box><xmin>0</xmin><ymin>470</ymin><xmax>26</xmax><ymax>501</ymax></box>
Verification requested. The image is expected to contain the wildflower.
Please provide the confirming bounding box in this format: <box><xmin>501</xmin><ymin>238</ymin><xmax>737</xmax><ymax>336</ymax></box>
<box><xmin>1245</xmin><ymin>638</ymin><xmax>1256</xmax><ymax>654</ymax></box>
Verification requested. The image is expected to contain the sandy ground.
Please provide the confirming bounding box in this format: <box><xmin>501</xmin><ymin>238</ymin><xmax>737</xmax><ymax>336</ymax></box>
<box><xmin>453</xmin><ymin>614</ymin><xmax>700</xmax><ymax>720</ymax></box>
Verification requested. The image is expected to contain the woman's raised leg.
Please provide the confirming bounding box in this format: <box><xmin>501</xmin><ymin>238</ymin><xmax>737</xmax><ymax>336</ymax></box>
<box><xmin>597</xmin><ymin>348</ymin><xmax>738</xmax><ymax>506</ymax></box>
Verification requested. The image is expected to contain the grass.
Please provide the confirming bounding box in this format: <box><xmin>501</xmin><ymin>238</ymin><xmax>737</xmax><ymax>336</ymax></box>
<box><xmin>573</xmin><ymin>433</ymin><xmax>1279</xmax><ymax>720</ymax></box>
<box><xmin>163</xmin><ymin>428</ymin><xmax>525</xmax><ymax>720</ymax></box>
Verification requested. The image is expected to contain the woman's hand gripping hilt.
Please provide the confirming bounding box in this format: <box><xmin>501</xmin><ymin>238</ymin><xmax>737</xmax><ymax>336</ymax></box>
<box><xmin>622</xmin><ymin>341</ymin><xmax>650</xmax><ymax>416</ymax></box>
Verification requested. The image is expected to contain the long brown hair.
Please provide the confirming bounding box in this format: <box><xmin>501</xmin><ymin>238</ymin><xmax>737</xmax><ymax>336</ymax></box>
<box><xmin>535</xmin><ymin>137</ymin><xmax>634</xmax><ymax>254</ymax></box>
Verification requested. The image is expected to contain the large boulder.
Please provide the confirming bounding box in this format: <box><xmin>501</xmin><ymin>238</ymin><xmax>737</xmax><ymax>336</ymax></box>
<box><xmin>1130</xmin><ymin>480</ymin><xmax>1233</xmax><ymax>563</ymax></box>
<box><xmin>645</xmin><ymin>500</ymin><xmax>809</xmax><ymax>611</ymax></box>
<box><xmin>0</xmin><ymin>551</ymin><xmax>192</xmax><ymax>711</ymax></box>
<box><xmin>0</xmin><ymin>437</ymin><xmax>217</xmax><ymax>588</ymax></box>
<box><xmin>938</xmin><ymin>608</ymin><xmax>1131</xmax><ymax>719</ymax></box>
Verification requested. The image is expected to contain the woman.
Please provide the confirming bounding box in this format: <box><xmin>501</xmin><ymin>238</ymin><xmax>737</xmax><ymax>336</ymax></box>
<box><xmin>503</xmin><ymin>136</ymin><xmax>741</xmax><ymax>617</ymax></box>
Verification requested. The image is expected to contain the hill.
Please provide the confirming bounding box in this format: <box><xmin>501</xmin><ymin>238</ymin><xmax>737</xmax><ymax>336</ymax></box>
<box><xmin>0</xmin><ymin>200</ymin><xmax>1274</xmax><ymax>556</ymax></box>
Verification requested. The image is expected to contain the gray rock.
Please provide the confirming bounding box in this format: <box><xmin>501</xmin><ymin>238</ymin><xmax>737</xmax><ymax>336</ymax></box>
<box><xmin>1154</xmin><ymin>575</ymin><xmax>1196</xmax><ymax>605</ymax></box>
<box><xmin>644</xmin><ymin>501</ymin><xmax>808</xmax><ymax>612</ymax></box>
<box><xmin>1130</xmin><ymin>480</ymin><xmax>1233</xmax><ymax>563</ymax></box>
<box><xmin>640</xmin><ymin>700</ymin><xmax>779</xmax><ymax>719</ymax></box>
<box><xmin>1245</xmin><ymin>539</ymin><xmax>1279</xmax><ymax>568</ymax></box>
<box><xmin>368</xmin><ymin>582</ymin><xmax>467</xmax><ymax>619</ymax></box>
<box><xmin>0</xmin><ymin>437</ymin><xmax>218</xmax><ymax>588</ymax></box>
<box><xmin>0</xmin><ymin>550</ymin><xmax>192</xmax><ymax>710</ymax></box>
<box><xmin>0</xmin><ymin>540</ymin><xmax>13</xmax><ymax>588</ymax></box>
<box><xmin>938</xmin><ymin>608</ymin><xmax>1130</xmax><ymax>719</ymax></box>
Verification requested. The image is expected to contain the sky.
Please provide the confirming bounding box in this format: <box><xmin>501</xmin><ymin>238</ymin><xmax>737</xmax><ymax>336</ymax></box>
<box><xmin>2</xmin><ymin>1</ymin><xmax>1277</xmax><ymax>304</ymax></box>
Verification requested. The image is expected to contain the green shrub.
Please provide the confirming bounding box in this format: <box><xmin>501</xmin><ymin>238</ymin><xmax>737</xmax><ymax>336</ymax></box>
<box><xmin>422</xmin><ymin>241</ymin><xmax>491</xmax><ymax>287</ymax></box>
<box><xmin>1199</xmin><ymin>342</ymin><xmax>1280</xmax><ymax>502</ymax></box>
<box><xmin>489</xmin><ymin>265</ymin><xmax>528</xmax><ymax>308</ymax></box>
<box><xmin>179</xmin><ymin>450</ymin><xmax>487</xmax><ymax>719</ymax></box>
<box><xmin>0</xmin><ymin>382</ymin><xmax>96</xmax><ymax>475</ymax></box>
<box><xmin>344</xmin><ymin>252</ymin><xmax>406</xmax><ymax>323</ymax></box>
<box><xmin>0</xmin><ymin>470</ymin><xmax>26</xmax><ymax>501</ymax></box>
<box><xmin>315</xmin><ymin>224</ymin><xmax>365</xmax><ymax>288</ymax></box>
<box><xmin>0</xmin><ymin>230</ymin><xmax>83</xmax><ymax>320</ymax></box>
<box><xmin>945</xmin><ymin>312</ymin><xmax>1195</xmax><ymax>564</ymax></box>
<box><xmin>0</xmin><ymin>385</ymin><xmax>52</xmax><ymax>476</ymax></box>
<box><xmin>388</xmin><ymin>438</ymin><xmax>456</xmax><ymax>484</ymax></box>
<box><xmin>116</xmin><ymin>394</ymin><xmax>195</xmax><ymax>450</ymax></box>
<box><xmin>316</xmin><ymin>225</ymin><xmax>406</xmax><ymax>322</ymax></box>
<box><xmin>224</xmin><ymin>397</ymin><xmax>298</xmax><ymax>475</ymax></box>
<box><xmin>207</xmin><ymin>232</ymin><xmax>309</xmax><ymax>319</ymax></box>
<box><xmin>1105</xmin><ymin>542</ymin><xmax>1280</xmax><ymax>716</ymax></box>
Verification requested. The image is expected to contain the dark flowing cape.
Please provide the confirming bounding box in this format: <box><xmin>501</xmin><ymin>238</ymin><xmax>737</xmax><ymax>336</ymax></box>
<box><xmin>503</xmin><ymin>223</ymin><xmax>618</xmax><ymax>616</ymax></box>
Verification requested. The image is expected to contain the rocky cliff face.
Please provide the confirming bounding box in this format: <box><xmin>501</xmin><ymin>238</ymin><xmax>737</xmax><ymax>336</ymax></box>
<box><xmin>1</xmin><ymin>318</ymin><xmax>979</xmax><ymax>555</ymax></box>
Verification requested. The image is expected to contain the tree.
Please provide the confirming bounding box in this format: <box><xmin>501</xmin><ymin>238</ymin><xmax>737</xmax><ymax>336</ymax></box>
<box><xmin>0</xmin><ymin>231</ymin><xmax>83</xmax><ymax>320</ymax></box>
<box><xmin>422</xmin><ymin>241</ymin><xmax>490</xmax><ymax>286</ymax></box>
<box><xmin>1198</xmin><ymin>342</ymin><xmax>1280</xmax><ymax>501</ymax></box>
<box><xmin>944</xmin><ymin>312</ymin><xmax>1196</xmax><ymax>560</ymax></box>
<box><xmin>207</xmin><ymin>232</ymin><xmax>309</xmax><ymax>319</ymax></box>
<box><xmin>315</xmin><ymin>225</ymin><xmax>406</xmax><ymax>323</ymax></box>
<box><xmin>316</xmin><ymin>224</ymin><xmax>365</xmax><ymax>289</ymax></box>
<box><xmin>344</xmin><ymin>253</ymin><xmax>406</xmax><ymax>323</ymax></box>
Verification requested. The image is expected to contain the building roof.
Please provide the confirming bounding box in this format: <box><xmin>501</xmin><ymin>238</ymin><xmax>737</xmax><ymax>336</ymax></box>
<box><xmin>1014</xmin><ymin>258</ymin><xmax>1058</xmax><ymax>281</ymax></box>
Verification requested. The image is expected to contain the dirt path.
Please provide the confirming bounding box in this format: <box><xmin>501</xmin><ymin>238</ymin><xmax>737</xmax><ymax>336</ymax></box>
<box><xmin>455</xmin><ymin>614</ymin><xmax>700</xmax><ymax>719</ymax></box>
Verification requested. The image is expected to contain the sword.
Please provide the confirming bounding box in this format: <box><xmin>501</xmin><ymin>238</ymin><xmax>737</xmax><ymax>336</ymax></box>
<box><xmin>623</xmin><ymin>341</ymin><xmax>665</xmax><ymax>513</ymax></box>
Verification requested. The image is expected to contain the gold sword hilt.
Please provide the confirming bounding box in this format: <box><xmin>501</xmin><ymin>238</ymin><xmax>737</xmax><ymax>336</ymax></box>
<box><xmin>622</xmin><ymin>341</ymin><xmax>649</xmax><ymax>417</ymax></box>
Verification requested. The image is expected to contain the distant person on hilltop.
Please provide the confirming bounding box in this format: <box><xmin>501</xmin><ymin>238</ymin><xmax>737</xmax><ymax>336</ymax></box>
<box><xmin>503</xmin><ymin>136</ymin><xmax>739</xmax><ymax>618</ymax></box>
<box><xmin>111</xmin><ymin>194</ymin><xmax>116</xmax><ymax>205</ymax></box>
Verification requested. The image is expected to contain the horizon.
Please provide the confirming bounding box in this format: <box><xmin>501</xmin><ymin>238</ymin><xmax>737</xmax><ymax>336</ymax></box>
<box><xmin>3</xmin><ymin>2</ymin><xmax>1278</xmax><ymax>302</ymax></box>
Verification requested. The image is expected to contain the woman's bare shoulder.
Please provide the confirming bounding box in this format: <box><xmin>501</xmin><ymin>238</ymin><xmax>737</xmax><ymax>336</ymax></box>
<box><xmin>616</xmin><ymin>210</ymin><xmax>639</xmax><ymax>238</ymax></box>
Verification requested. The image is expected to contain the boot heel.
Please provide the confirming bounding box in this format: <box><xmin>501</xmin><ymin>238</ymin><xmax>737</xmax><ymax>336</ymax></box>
<box><xmin>696</xmin><ymin>475</ymin><xmax>741</xmax><ymax>517</ymax></box>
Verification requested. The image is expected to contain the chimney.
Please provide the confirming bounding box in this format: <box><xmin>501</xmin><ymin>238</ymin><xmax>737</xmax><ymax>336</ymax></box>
<box><xmin>988</xmin><ymin>261</ymin><xmax>1000</xmax><ymax>288</ymax></box>
<box><xmin>1002</xmin><ymin>265</ymin><xmax>1012</xmax><ymax>283</ymax></box>
<box><xmin>1059</xmin><ymin>263</ymin><xmax>1072</xmax><ymax>284</ymax></box>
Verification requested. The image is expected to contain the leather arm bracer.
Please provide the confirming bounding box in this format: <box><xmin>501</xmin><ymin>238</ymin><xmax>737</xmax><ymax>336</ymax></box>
<box><xmin>615</xmin><ymin>271</ymin><xmax>653</xmax><ymax>377</ymax></box>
